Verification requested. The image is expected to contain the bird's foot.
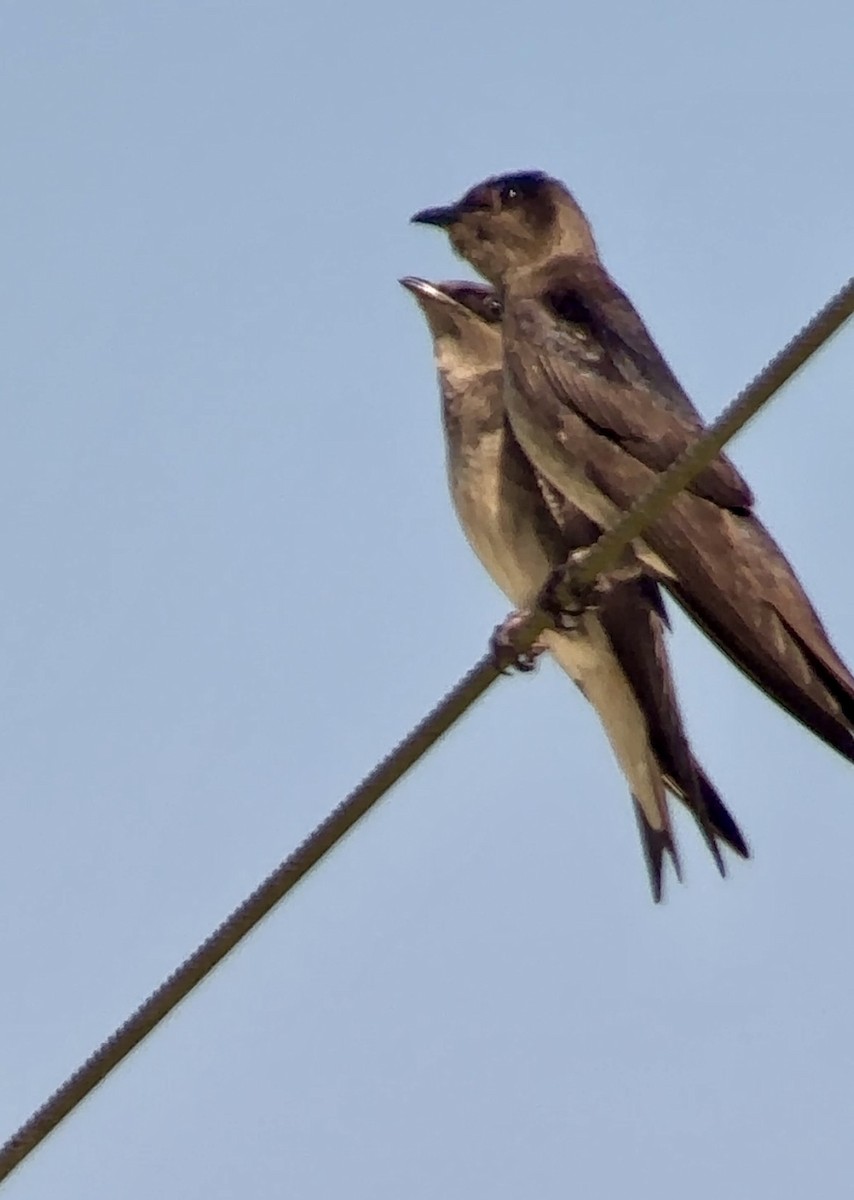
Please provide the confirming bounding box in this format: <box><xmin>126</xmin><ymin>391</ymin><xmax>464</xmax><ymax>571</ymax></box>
<box><xmin>537</xmin><ymin>545</ymin><xmax>642</xmax><ymax>629</ymax></box>
<box><xmin>490</xmin><ymin>610</ymin><xmax>546</xmax><ymax>674</ymax></box>
<box><xmin>537</xmin><ymin>553</ymin><xmax>597</xmax><ymax>631</ymax></box>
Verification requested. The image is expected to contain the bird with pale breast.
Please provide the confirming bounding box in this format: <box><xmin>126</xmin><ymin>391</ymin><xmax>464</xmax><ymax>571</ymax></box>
<box><xmin>402</xmin><ymin>273</ymin><xmax>749</xmax><ymax>900</ymax></box>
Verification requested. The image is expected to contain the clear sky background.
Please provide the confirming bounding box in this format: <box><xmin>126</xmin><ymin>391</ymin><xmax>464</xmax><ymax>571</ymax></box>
<box><xmin>1</xmin><ymin>2</ymin><xmax>852</xmax><ymax>1197</ymax></box>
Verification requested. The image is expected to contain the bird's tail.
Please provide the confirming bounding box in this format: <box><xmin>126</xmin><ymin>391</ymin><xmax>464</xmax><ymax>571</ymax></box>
<box><xmin>543</xmin><ymin>625</ymin><xmax>682</xmax><ymax>901</ymax></box>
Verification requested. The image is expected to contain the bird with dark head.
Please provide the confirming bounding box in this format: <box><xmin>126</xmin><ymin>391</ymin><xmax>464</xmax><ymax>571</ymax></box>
<box><xmin>401</xmin><ymin>274</ymin><xmax>750</xmax><ymax>901</ymax></box>
<box><xmin>411</xmin><ymin>171</ymin><xmax>598</xmax><ymax>286</ymax></box>
<box><xmin>412</xmin><ymin>172</ymin><xmax>854</xmax><ymax>773</ymax></box>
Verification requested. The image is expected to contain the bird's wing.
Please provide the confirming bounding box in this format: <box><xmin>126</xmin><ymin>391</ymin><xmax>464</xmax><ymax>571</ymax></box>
<box><xmin>508</xmin><ymin>257</ymin><xmax>753</xmax><ymax>510</ymax></box>
<box><xmin>504</xmin><ymin>261</ymin><xmax>854</xmax><ymax>763</ymax></box>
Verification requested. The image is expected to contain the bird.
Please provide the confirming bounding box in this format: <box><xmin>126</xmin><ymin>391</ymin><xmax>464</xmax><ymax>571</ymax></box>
<box><xmin>411</xmin><ymin>171</ymin><xmax>854</xmax><ymax>766</ymax></box>
<box><xmin>401</xmin><ymin>273</ymin><xmax>749</xmax><ymax>900</ymax></box>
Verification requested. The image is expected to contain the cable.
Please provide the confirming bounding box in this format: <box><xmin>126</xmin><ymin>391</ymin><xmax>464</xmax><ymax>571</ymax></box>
<box><xmin>0</xmin><ymin>277</ymin><xmax>850</xmax><ymax>1187</ymax></box>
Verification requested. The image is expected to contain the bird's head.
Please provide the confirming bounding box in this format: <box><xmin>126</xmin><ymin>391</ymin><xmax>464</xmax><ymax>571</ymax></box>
<box><xmin>411</xmin><ymin>171</ymin><xmax>597</xmax><ymax>285</ymax></box>
<box><xmin>399</xmin><ymin>277</ymin><xmax>502</xmax><ymax>377</ymax></box>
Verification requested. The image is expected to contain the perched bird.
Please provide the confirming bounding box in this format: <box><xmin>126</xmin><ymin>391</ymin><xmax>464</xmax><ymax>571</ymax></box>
<box><xmin>401</xmin><ymin>274</ymin><xmax>749</xmax><ymax>900</ymax></box>
<box><xmin>412</xmin><ymin>172</ymin><xmax>854</xmax><ymax>765</ymax></box>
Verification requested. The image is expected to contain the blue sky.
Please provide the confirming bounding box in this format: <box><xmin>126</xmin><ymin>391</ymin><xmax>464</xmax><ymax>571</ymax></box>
<box><xmin>1</xmin><ymin>2</ymin><xmax>852</xmax><ymax>1196</ymax></box>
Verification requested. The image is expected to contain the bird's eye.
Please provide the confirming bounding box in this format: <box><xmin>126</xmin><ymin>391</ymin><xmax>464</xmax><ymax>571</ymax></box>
<box><xmin>500</xmin><ymin>184</ymin><xmax>520</xmax><ymax>204</ymax></box>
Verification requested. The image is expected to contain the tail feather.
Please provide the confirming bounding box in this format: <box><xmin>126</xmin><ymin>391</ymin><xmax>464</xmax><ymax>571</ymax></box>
<box><xmin>598</xmin><ymin>576</ymin><xmax>745</xmax><ymax>885</ymax></box>
<box><xmin>544</xmin><ymin>624</ymin><xmax>686</xmax><ymax>900</ymax></box>
<box><xmin>632</xmin><ymin>797</ymin><xmax>682</xmax><ymax>903</ymax></box>
<box><xmin>662</xmin><ymin>764</ymin><xmax>750</xmax><ymax>878</ymax></box>
<box><xmin>693</xmin><ymin>766</ymin><xmax>750</xmax><ymax>860</ymax></box>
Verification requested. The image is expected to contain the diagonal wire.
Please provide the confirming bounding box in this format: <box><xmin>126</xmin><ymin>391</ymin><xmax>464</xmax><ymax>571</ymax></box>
<box><xmin>0</xmin><ymin>276</ymin><xmax>851</xmax><ymax>1188</ymax></box>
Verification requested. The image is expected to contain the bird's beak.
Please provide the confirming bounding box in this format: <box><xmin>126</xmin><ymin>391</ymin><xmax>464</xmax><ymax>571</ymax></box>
<box><xmin>399</xmin><ymin>276</ymin><xmax>448</xmax><ymax>302</ymax></box>
<box><xmin>399</xmin><ymin>278</ymin><xmax>462</xmax><ymax>339</ymax></box>
<box><xmin>410</xmin><ymin>204</ymin><xmax>458</xmax><ymax>229</ymax></box>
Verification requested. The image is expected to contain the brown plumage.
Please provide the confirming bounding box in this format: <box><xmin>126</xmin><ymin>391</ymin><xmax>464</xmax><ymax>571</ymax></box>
<box><xmin>412</xmin><ymin>172</ymin><xmax>854</xmax><ymax>766</ymax></box>
<box><xmin>401</xmin><ymin>275</ymin><xmax>749</xmax><ymax>900</ymax></box>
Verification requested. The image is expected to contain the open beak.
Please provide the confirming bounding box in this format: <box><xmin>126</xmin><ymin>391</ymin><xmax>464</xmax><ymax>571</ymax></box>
<box><xmin>399</xmin><ymin>276</ymin><xmax>447</xmax><ymax>302</ymax></box>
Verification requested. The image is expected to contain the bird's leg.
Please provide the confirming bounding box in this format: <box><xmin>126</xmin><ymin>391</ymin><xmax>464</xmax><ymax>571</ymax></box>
<box><xmin>490</xmin><ymin>610</ymin><xmax>546</xmax><ymax>674</ymax></box>
<box><xmin>538</xmin><ymin>545</ymin><xmax>645</xmax><ymax>630</ymax></box>
<box><xmin>537</xmin><ymin>564</ymin><xmax>593</xmax><ymax>632</ymax></box>
<box><xmin>491</xmin><ymin>544</ymin><xmax>649</xmax><ymax>669</ymax></box>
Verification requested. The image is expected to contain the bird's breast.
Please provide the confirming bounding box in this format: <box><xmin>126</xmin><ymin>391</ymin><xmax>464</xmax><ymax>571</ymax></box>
<box><xmin>448</xmin><ymin>429</ymin><xmax>557</xmax><ymax>608</ymax></box>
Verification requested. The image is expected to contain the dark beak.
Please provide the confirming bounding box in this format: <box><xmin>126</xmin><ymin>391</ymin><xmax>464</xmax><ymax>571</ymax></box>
<box><xmin>410</xmin><ymin>204</ymin><xmax>458</xmax><ymax>229</ymax></box>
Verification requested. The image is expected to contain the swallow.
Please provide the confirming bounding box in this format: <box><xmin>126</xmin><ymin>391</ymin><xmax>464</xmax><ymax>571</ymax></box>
<box><xmin>412</xmin><ymin>172</ymin><xmax>854</xmax><ymax>765</ymax></box>
<box><xmin>401</xmin><ymin>274</ymin><xmax>749</xmax><ymax>899</ymax></box>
